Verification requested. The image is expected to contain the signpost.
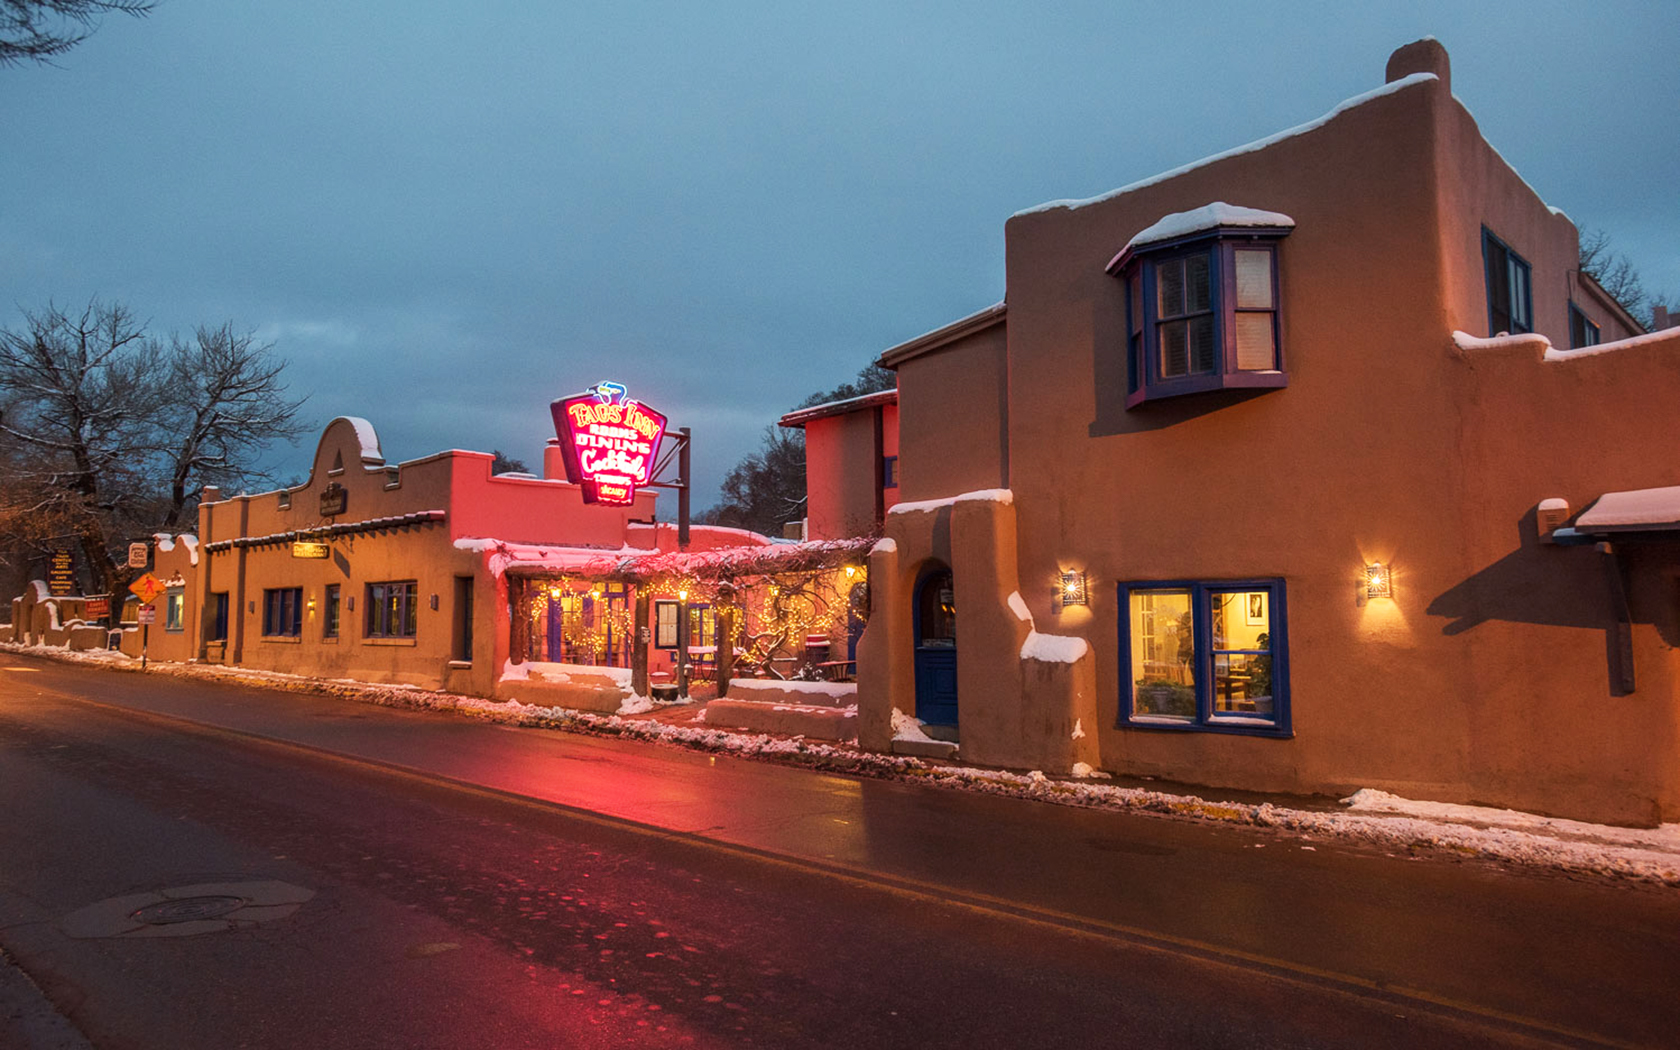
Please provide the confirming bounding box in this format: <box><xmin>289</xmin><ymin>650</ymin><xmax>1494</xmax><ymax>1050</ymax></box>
<box><xmin>128</xmin><ymin>573</ymin><xmax>167</xmax><ymax>670</ymax></box>
<box><xmin>292</xmin><ymin>541</ymin><xmax>331</xmax><ymax>559</ymax></box>
<box><xmin>128</xmin><ymin>542</ymin><xmax>149</xmax><ymax>569</ymax></box>
<box><xmin>550</xmin><ymin>381</ymin><xmax>669</xmax><ymax>506</ymax></box>
<box><xmin>48</xmin><ymin>549</ymin><xmax>75</xmax><ymax>596</ymax></box>
<box><xmin>84</xmin><ymin>597</ymin><xmax>110</xmax><ymax>621</ymax></box>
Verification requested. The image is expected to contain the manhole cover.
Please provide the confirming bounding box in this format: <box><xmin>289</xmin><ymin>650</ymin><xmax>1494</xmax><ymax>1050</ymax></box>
<box><xmin>130</xmin><ymin>895</ymin><xmax>247</xmax><ymax>925</ymax></box>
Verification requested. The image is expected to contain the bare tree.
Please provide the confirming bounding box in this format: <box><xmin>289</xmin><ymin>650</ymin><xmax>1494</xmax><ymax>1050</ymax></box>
<box><xmin>1</xmin><ymin>0</ymin><xmax>154</xmax><ymax>66</ymax></box>
<box><xmin>1578</xmin><ymin>228</ymin><xmax>1648</xmax><ymax>322</ymax></box>
<box><xmin>0</xmin><ymin>299</ymin><xmax>308</xmax><ymax>593</ymax></box>
<box><xmin>159</xmin><ymin>322</ymin><xmax>308</xmax><ymax>528</ymax></box>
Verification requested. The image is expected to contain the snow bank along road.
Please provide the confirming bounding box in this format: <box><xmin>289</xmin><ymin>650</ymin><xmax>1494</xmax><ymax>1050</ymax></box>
<box><xmin>2</xmin><ymin>654</ymin><xmax>1679</xmax><ymax>1048</ymax></box>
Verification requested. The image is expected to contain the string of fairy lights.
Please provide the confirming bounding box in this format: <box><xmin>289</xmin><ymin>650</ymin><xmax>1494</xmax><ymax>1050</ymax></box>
<box><xmin>520</xmin><ymin>565</ymin><xmax>867</xmax><ymax>670</ymax></box>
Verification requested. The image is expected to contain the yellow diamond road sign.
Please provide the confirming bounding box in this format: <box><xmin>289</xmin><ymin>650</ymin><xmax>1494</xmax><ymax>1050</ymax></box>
<box><xmin>128</xmin><ymin>572</ymin><xmax>167</xmax><ymax>606</ymax></box>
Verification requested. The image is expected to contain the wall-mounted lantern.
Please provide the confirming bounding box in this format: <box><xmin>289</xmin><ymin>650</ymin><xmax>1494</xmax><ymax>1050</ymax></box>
<box><xmin>1059</xmin><ymin>569</ymin><xmax>1088</xmax><ymax>606</ymax></box>
<box><xmin>1364</xmin><ymin>562</ymin><xmax>1393</xmax><ymax>599</ymax></box>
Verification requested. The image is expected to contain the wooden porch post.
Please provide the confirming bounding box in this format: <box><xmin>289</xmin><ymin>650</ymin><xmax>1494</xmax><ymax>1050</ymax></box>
<box><xmin>715</xmin><ymin>595</ymin><xmax>735</xmax><ymax>698</ymax></box>
<box><xmin>632</xmin><ymin>587</ymin><xmax>650</xmax><ymax>697</ymax></box>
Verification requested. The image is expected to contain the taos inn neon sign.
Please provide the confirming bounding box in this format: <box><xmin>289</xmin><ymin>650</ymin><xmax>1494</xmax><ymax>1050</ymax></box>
<box><xmin>550</xmin><ymin>382</ymin><xmax>668</xmax><ymax>505</ymax></box>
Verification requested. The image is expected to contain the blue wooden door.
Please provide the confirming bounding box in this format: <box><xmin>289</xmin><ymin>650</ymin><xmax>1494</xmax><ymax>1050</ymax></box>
<box><xmin>913</xmin><ymin>569</ymin><xmax>958</xmax><ymax>726</ymax></box>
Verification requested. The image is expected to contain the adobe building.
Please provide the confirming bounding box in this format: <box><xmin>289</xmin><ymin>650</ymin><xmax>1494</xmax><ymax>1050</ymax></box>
<box><xmin>778</xmin><ymin>388</ymin><xmax>900</xmax><ymax>540</ymax></box>
<box><xmin>6</xmin><ymin>410</ymin><xmax>871</xmax><ymax>726</ymax></box>
<box><xmin>834</xmin><ymin>39</ymin><xmax>1678</xmax><ymax>825</ymax></box>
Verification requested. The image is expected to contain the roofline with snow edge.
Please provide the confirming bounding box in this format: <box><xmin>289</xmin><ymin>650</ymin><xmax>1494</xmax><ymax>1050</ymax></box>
<box><xmin>778</xmin><ymin>388</ymin><xmax>898</xmax><ymax>429</ymax></box>
<box><xmin>877</xmin><ymin>302</ymin><xmax>1007</xmax><ymax>370</ymax></box>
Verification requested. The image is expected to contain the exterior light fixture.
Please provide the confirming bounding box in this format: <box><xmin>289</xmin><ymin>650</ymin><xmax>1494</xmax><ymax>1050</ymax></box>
<box><xmin>844</xmin><ymin>565</ymin><xmax>857</xmax><ymax>578</ymax></box>
<box><xmin>549</xmin><ymin>586</ymin><xmax>562</xmax><ymax>599</ymax></box>
<box><xmin>1365</xmin><ymin>562</ymin><xmax>1393</xmax><ymax>599</ymax></box>
<box><xmin>1059</xmin><ymin>570</ymin><xmax>1088</xmax><ymax>606</ymax></box>
<box><xmin>678</xmin><ymin>589</ymin><xmax>689</xmax><ymax>601</ymax></box>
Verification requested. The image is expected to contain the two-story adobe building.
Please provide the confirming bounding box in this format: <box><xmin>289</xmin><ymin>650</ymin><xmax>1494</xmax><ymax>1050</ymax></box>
<box><xmin>840</xmin><ymin>39</ymin><xmax>1678</xmax><ymax>825</ymax></box>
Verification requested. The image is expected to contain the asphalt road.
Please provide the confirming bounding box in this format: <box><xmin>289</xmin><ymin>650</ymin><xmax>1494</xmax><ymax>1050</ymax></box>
<box><xmin>1</xmin><ymin>657</ymin><xmax>1676</xmax><ymax>1049</ymax></box>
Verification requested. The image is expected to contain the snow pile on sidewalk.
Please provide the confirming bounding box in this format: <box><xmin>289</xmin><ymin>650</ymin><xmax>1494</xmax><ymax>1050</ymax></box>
<box><xmin>6</xmin><ymin>641</ymin><xmax>1678</xmax><ymax>886</ymax></box>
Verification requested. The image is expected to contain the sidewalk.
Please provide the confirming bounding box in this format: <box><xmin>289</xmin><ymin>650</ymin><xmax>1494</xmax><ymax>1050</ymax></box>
<box><xmin>6</xmin><ymin>641</ymin><xmax>1679</xmax><ymax>886</ymax></box>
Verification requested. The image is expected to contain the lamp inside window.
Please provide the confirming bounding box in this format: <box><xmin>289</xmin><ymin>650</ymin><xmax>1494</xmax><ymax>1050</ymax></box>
<box><xmin>1364</xmin><ymin>563</ymin><xmax>1392</xmax><ymax>599</ymax></box>
<box><xmin>1060</xmin><ymin>570</ymin><xmax>1088</xmax><ymax>606</ymax></box>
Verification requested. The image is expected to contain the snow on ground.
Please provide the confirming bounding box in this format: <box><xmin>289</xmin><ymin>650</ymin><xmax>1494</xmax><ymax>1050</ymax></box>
<box><xmin>5</xmin><ymin>640</ymin><xmax>1678</xmax><ymax>887</ymax></box>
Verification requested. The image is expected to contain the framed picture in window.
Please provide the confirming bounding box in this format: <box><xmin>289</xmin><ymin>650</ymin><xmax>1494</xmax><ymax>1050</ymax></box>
<box><xmin>1246</xmin><ymin>591</ymin><xmax>1266</xmax><ymax>625</ymax></box>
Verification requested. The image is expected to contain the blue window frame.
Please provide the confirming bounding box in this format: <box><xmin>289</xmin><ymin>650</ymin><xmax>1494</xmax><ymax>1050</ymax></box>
<box><xmin>1112</xmin><ymin>233</ymin><xmax>1289</xmax><ymax>407</ymax></box>
<box><xmin>262</xmin><ymin>587</ymin><xmax>302</xmax><ymax>637</ymax></box>
<box><xmin>208</xmin><ymin>592</ymin><xmax>228</xmax><ymax>642</ymax></box>
<box><xmin>1118</xmin><ymin>579</ymin><xmax>1290</xmax><ymax>737</ymax></box>
<box><xmin>1569</xmin><ymin>303</ymin><xmax>1600</xmax><ymax>349</ymax></box>
<box><xmin>882</xmin><ymin>454</ymin><xmax>899</xmax><ymax>490</ymax></box>
<box><xmin>1483</xmin><ymin>227</ymin><xmax>1532</xmax><ymax>335</ymax></box>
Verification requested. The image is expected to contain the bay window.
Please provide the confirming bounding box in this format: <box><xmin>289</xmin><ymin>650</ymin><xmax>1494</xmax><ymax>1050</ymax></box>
<box><xmin>1110</xmin><ymin>216</ymin><xmax>1290</xmax><ymax>407</ymax></box>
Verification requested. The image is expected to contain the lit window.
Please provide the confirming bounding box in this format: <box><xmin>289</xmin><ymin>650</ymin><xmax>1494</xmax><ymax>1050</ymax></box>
<box><xmin>1483</xmin><ymin>228</ymin><xmax>1533</xmax><ymax>335</ymax></box>
<box><xmin>1120</xmin><ymin>580</ymin><xmax>1289</xmax><ymax>735</ymax></box>
<box><xmin>654</xmin><ymin>599</ymin><xmax>679</xmax><ymax>648</ymax></box>
<box><xmin>164</xmin><ymin>587</ymin><xmax>185</xmax><ymax>632</ymax></box>
<box><xmin>366</xmin><ymin>581</ymin><xmax>418</xmax><ymax>639</ymax></box>
<box><xmin>1112</xmin><ymin>226</ymin><xmax>1289</xmax><ymax>407</ymax></box>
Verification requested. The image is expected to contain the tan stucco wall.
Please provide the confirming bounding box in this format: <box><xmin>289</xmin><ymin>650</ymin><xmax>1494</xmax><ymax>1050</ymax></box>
<box><xmin>876</xmin><ymin>56</ymin><xmax>1677</xmax><ymax>824</ymax></box>
<box><xmin>895</xmin><ymin>322</ymin><xmax>1008</xmax><ymax>501</ymax></box>
<box><xmin>804</xmin><ymin>409</ymin><xmax>883</xmax><ymax>540</ymax></box>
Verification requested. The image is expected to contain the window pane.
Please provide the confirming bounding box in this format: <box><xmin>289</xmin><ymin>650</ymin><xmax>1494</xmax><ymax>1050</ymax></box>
<box><xmin>1234</xmin><ymin>249</ymin><xmax>1273</xmax><ymax>308</ymax></box>
<box><xmin>1210</xmin><ymin>591</ymin><xmax>1274</xmax><ymax>719</ymax></box>
<box><xmin>1189</xmin><ymin>315</ymin><xmax>1216</xmax><ymax>373</ymax></box>
<box><xmin>1185</xmin><ymin>252</ymin><xmax>1211</xmax><ymax>313</ymax></box>
<box><xmin>1158</xmin><ymin>320</ymin><xmax>1186</xmax><ymax>377</ymax></box>
<box><xmin>402</xmin><ymin>586</ymin><xmax>417</xmax><ymax>637</ymax></box>
<box><xmin>1129</xmin><ymin>589</ymin><xmax>1195</xmax><ymax>720</ymax></box>
<box><xmin>1157</xmin><ymin>259</ymin><xmax>1184</xmax><ymax>317</ymax></box>
<box><xmin>1128</xmin><ymin>273</ymin><xmax>1142</xmax><ymax>335</ymax></box>
<box><xmin>1510</xmin><ymin>260</ymin><xmax>1531</xmax><ymax>332</ymax></box>
<box><xmin>1235</xmin><ymin>312</ymin><xmax>1276</xmax><ymax>369</ymax></box>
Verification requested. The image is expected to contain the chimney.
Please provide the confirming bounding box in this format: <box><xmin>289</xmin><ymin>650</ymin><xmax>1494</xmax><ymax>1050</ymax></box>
<box><xmin>543</xmin><ymin>438</ymin><xmax>566</xmax><ymax>481</ymax></box>
<box><xmin>1655</xmin><ymin>305</ymin><xmax>1672</xmax><ymax>331</ymax></box>
<box><xmin>1385</xmin><ymin>38</ymin><xmax>1450</xmax><ymax>94</ymax></box>
<box><xmin>201</xmin><ymin>485</ymin><xmax>221</xmax><ymax>503</ymax></box>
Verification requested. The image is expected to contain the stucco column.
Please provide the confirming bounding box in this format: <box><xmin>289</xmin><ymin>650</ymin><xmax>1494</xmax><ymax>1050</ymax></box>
<box><xmin>856</xmin><ymin>538</ymin><xmax>903</xmax><ymax>751</ymax></box>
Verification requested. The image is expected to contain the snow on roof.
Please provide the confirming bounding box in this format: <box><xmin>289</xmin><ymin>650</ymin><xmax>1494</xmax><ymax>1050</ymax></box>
<box><xmin>457</xmin><ymin>535</ymin><xmax>875</xmax><ymax>581</ymax></box>
<box><xmin>341</xmin><ymin>416</ymin><xmax>384</xmax><ymax>463</ymax></box>
<box><xmin>1121</xmin><ymin>203</ymin><xmax>1295</xmax><ymax>254</ymax></box>
<box><xmin>1015</xmin><ymin>72</ymin><xmax>1438</xmax><ymax>218</ymax></box>
<box><xmin>877</xmin><ymin>302</ymin><xmax>1007</xmax><ymax>369</ymax></box>
<box><xmin>778</xmin><ymin>388</ymin><xmax>898</xmax><ymax>429</ymax></box>
<box><xmin>887</xmin><ymin>488</ymin><xmax>1014</xmax><ymax>516</ymax></box>
<box><xmin>1576</xmin><ymin>486</ymin><xmax>1680</xmax><ymax>531</ymax></box>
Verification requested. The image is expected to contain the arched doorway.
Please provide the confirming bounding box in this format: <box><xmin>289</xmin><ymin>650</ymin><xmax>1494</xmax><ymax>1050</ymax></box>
<box><xmin>913</xmin><ymin>565</ymin><xmax>958</xmax><ymax>728</ymax></box>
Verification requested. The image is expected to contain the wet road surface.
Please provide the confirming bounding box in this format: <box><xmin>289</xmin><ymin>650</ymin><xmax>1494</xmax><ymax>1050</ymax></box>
<box><xmin>1</xmin><ymin>656</ymin><xmax>1677</xmax><ymax>1048</ymax></box>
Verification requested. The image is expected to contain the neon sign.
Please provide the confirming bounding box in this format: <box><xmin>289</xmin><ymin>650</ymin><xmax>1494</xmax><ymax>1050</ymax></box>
<box><xmin>550</xmin><ymin>381</ymin><xmax>669</xmax><ymax>505</ymax></box>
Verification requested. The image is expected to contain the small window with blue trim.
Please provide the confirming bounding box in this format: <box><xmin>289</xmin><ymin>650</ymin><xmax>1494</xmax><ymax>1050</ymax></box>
<box><xmin>1483</xmin><ymin>228</ymin><xmax>1533</xmax><ymax>335</ymax></box>
<box><xmin>1119</xmin><ymin>579</ymin><xmax>1289</xmax><ymax>735</ymax></box>
<box><xmin>882</xmin><ymin>455</ymin><xmax>898</xmax><ymax>490</ymax></box>
<box><xmin>1568</xmin><ymin>303</ymin><xmax>1600</xmax><ymax>349</ymax></box>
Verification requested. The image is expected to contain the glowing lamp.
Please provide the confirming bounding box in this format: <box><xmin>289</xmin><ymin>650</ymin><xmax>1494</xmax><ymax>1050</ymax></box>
<box><xmin>844</xmin><ymin>565</ymin><xmax>857</xmax><ymax>578</ymax></box>
<box><xmin>549</xmin><ymin>586</ymin><xmax>562</xmax><ymax>599</ymax></box>
<box><xmin>1364</xmin><ymin>563</ymin><xmax>1392</xmax><ymax>599</ymax></box>
<box><xmin>678</xmin><ymin>589</ymin><xmax>689</xmax><ymax>601</ymax></box>
<box><xmin>1059</xmin><ymin>570</ymin><xmax>1088</xmax><ymax>606</ymax></box>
